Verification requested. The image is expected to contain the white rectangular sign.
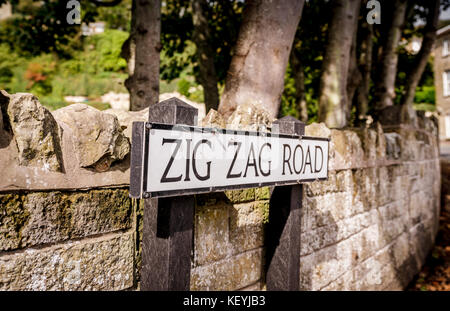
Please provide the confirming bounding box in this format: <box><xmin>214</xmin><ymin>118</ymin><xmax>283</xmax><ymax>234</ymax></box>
<box><xmin>141</xmin><ymin>124</ymin><xmax>329</xmax><ymax>197</ymax></box>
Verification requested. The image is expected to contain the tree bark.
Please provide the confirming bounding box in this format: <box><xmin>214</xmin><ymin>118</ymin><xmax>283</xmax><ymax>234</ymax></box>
<box><xmin>401</xmin><ymin>0</ymin><xmax>440</xmax><ymax>108</ymax></box>
<box><xmin>121</xmin><ymin>0</ymin><xmax>136</xmax><ymax>84</ymax></box>
<box><xmin>318</xmin><ymin>0</ymin><xmax>361</xmax><ymax>128</ymax></box>
<box><xmin>125</xmin><ymin>0</ymin><xmax>161</xmax><ymax>111</ymax></box>
<box><xmin>217</xmin><ymin>0</ymin><xmax>305</xmax><ymax>119</ymax></box>
<box><xmin>346</xmin><ymin>10</ymin><xmax>363</xmax><ymax>123</ymax></box>
<box><xmin>373</xmin><ymin>0</ymin><xmax>407</xmax><ymax>111</ymax></box>
<box><xmin>355</xmin><ymin>20</ymin><xmax>373</xmax><ymax>121</ymax></box>
<box><xmin>191</xmin><ymin>0</ymin><xmax>220</xmax><ymax>114</ymax></box>
<box><xmin>289</xmin><ymin>49</ymin><xmax>308</xmax><ymax>122</ymax></box>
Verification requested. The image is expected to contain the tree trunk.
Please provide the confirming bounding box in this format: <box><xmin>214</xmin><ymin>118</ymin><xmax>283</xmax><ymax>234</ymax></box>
<box><xmin>355</xmin><ymin>20</ymin><xmax>373</xmax><ymax>121</ymax></box>
<box><xmin>217</xmin><ymin>0</ymin><xmax>305</xmax><ymax>119</ymax></box>
<box><xmin>373</xmin><ymin>0</ymin><xmax>407</xmax><ymax>111</ymax></box>
<box><xmin>346</xmin><ymin>10</ymin><xmax>363</xmax><ymax>123</ymax></box>
<box><xmin>318</xmin><ymin>0</ymin><xmax>361</xmax><ymax>128</ymax></box>
<box><xmin>121</xmin><ymin>0</ymin><xmax>137</xmax><ymax>85</ymax></box>
<box><xmin>401</xmin><ymin>0</ymin><xmax>440</xmax><ymax>108</ymax></box>
<box><xmin>191</xmin><ymin>0</ymin><xmax>220</xmax><ymax>114</ymax></box>
<box><xmin>125</xmin><ymin>0</ymin><xmax>161</xmax><ymax>111</ymax></box>
<box><xmin>289</xmin><ymin>49</ymin><xmax>308</xmax><ymax>122</ymax></box>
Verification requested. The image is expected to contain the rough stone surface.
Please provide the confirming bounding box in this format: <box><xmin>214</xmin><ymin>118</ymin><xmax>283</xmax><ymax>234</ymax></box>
<box><xmin>190</xmin><ymin>249</ymin><xmax>263</xmax><ymax>291</ymax></box>
<box><xmin>0</xmin><ymin>232</ymin><xmax>134</xmax><ymax>291</ymax></box>
<box><xmin>0</xmin><ymin>189</ymin><xmax>132</xmax><ymax>251</ymax></box>
<box><xmin>226</xmin><ymin>102</ymin><xmax>274</xmax><ymax>131</ymax></box>
<box><xmin>201</xmin><ymin>109</ymin><xmax>226</xmax><ymax>129</ymax></box>
<box><xmin>53</xmin><ymin>104</ymin><xmax>130</xmax><ymax>170</ymax></box>
<box><xmin>193</xmin><ymin>199</ymin><xmax>267</xmax><ymax>267</ymax></box>
<box><xmin>104</xmin><ymin>108</ymin><xmax>148</xmax><ymax>140</ymax></box>
<box><xmin>6</xmin><ymin>92</ymin><xmax>63</xmax><ymax>172</ymax></box>
<box><xmin>305</xmin><ymin>122</ymin><xmax>331</xmax><ymax>138</ymax></box>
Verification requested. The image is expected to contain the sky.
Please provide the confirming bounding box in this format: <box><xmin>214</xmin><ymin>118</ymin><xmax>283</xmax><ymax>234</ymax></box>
<box><xmin>441</xmin><ymin>7</ymin><xmax>450</xmax><ymax>21</ymax></box>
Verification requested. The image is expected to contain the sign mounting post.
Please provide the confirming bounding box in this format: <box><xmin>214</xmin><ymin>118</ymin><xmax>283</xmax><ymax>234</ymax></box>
<box><xmin>130</xmin><ymin>98</ymin><xmax>329</xmax><ymax>291</ymax></box>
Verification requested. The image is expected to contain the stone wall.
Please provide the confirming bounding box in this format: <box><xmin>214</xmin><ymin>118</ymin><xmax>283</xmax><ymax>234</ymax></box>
<box><xmin>0</xmin><ymin>91</ymin><xmax>441</xmax><ymax>291</ymax></box>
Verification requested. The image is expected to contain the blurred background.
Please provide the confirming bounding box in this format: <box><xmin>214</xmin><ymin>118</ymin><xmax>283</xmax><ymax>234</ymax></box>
<box><xmin>0</xmin><ymin>0</ymin><xmax>447</xmax><ymax>124</ymax></box>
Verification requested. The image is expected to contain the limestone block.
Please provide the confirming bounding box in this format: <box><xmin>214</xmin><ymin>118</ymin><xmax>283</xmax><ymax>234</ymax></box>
<box><xmin>376</xmin><ymin>123</ymin><xmax>386</xmax><ymax>160</ymax></box>
<box><xmin>0</xmin><ymin>189</ymin><xmax>132</xmax><ymax>251</ymax></box>
<box><xmin>53</xmin><ymin>104</ymin><xmax>130</xmax><ymax>171</ymax></box>
<box><xmin>0</xmin><ymin>193</ymin><xmax>28</xmax><ymax>251</ymax></box>
<box><xmin>408</xmin><ymin>222</ymin><xmax>433</xmax><ymax>272</ymax></box>
<box><xmin>408</xmin><ymin>191</ymin><xmax>428</xmax><ymax>226</ymax></box>
<box><xmin>305</xmin><ymin>192</ymin><xmax>354</xmax><ymax>231</ymax></box>
<box><xmin>329</xmin><ymin>129</ymin><xmax>365</xmax><ymax>170</ymax></box>
<box><xmin>229</xmin><ymin>201</ymin><xmax>266</xmax><ymax>254</ymax></box>
<box><xmin>301</xmin><ymin>209</ymin><xmax>378</xmax><ymax>256</ymax></box>
<box><xmin>226</xmin><ymin>103</ymin><xmax>273</xmax><ymax>132</ymax></box>
<box><xmin>354</xmin><ymin>127</ymin><xmax>377</xmax><ymax>163</ymax></box>
<box><xmin>103</xmin><ymin>108</ymin><xmax>148</xmax><ymax>139</ymax></box>
<box><xmin>304</xmin><ymin>171</ymin><xmax>338</xmax><ymax>197</ymax></box>
<box><xmin>390</xmin><ymin>232</ymin><xmax>410</xmax><ymax>269</ymax></box>
<box><xmin>336</xmin><ymin>170</ymin><xmax>353</xmax><ymax>193</ymax></box>
<box><xmin>0</xmin><ymin>232</ymin><xmax>134</xmax><ymax>291</ymax></box>
<box><xmin>194</xmin><ymin>202</ymin><xmax>230</xmax><ymax>266</ymax></box>
<box><xmin>300</xmin><ymin>240</ymin><xmax>352</xmax><ymax>290</ymax></box>
<box><xmin>305</xmin><ymin>122</ymin><xmax>331</xmax><ymax>138</ymax></box>
<box><xmin>201</xmin><ymin>109</ymin><xmax>226</xmax><ymax>129</ymax></box>
<box><xmin>224</xmin><ymin>189</ymin><xmax>255</xmax><ymax>204</ymax></box>
<box><xmin>190</xmin><ymin>248</ymin><xmax>262</xmax><ymax>291</ymax></box>
<box><xmin>352</xmin><ymin>168</ymin><xmax>377</xmax><ymax>211</ymax></box>
<box><xmin>254</xmin><ymin>187</ymin><xmax>270</xmax><ymax>200</ymax></box>
<box><xmin>384</xmin><ymin>133</ymin><xmax>401</xmax><ymax>160</ymax></box>
<box><xmin>6</xmin><ymin>92</ymin><xmax>63</xmax><ymax>172</ymax></box>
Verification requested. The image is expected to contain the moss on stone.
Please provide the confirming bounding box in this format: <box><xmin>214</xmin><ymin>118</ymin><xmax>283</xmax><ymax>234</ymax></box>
<box><xmin>255</xmin><ymin>187</ymin><xmax>270</xmax><ymax>200</ymax></box>
<box><xmin>256</xmin><ymin>200</ymin><xmax>270</xmax><ymax>224</ymax></box>
<box><xmin>1</xmin><ymin>188</ymin><xmax>132</xmax><ymax>251</ymax></box>
<box><xmin>225</xmin><ymin>189</ymin><xmax>255</xmax><ymax>203</ymax></box>
<box><xmin>0</xmin><ymin>193</ymin><xmax>29</xmax><ymax>250</ymax></box>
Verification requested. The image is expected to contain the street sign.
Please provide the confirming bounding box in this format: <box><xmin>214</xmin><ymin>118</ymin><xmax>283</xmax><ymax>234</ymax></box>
<box><xmin>131</xmin><ymin>122</ymin><xmax>329</xmax><ymax>198</ymax></box>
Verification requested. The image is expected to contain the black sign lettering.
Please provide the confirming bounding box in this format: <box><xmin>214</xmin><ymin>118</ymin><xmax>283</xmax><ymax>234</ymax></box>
<box><xmin>303</xmin><ymin>145</ymin><xmax>312</xmax><ymax>174</ymax></box>
<box><xmin>192</xmin><ymin>139</ymin><xmax>211</xmax><ymax>181</ymax></box>
<box><xmin>293</xmin><ymin>144</ymin><xmax>304</xmax><ymax>174</ymax></box>
<box><xmin>184</xmin><ymin>139</ymin><xmax>192</xmax><ymax>181</ymax></box>
<box><xmin>314</xmin><ymin>146</ymin><xmax>324</xmax><ymax>173</ymax></box>
<box><xmin>227</xmin><ymin>141</ymin><xmax>242</xmax><ymax>179</ymax></box>
<box><xmin>282</xmin><ymin>144</ymin><xmax>292</xmax><ymax>175</ymax></box>
<box><xmin>259</xmin><ymin>143</ymin><xmax>272</xmax><ymax>177</ymax></box>
<box><xmin>243</xmin><ymin>142</ymin><xmax>259</xmax><ymax>178</ymax></box>
<box><xmin>160</xmin><ymin>138</ymin><xmax>183</xmax><ymax>183</ymax></box>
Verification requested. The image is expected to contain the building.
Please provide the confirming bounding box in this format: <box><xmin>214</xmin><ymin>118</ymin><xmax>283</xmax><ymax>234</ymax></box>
<box><xmin>81</xmin><ymin>22</ymin><xmax>106</xmax><ymax>36</ymax></box>
<box><xmin>434</xmin><ymin>25</ymin><xmax>450</xmax><ymax>140</ymax></box>
<box><xmin>0</xmin><ymin>2</ymin><xmax>12</xmax><ymax>21</ymax></box>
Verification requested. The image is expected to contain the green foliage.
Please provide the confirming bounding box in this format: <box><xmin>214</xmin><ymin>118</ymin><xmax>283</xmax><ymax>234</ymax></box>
<box><xmin>280</xmin><ymin>65</ymin><xmax>319</xmax><ymax>123</ymax></box>
<box><xmin>280</xmin><ymin>0</ymin><xmax>329</xmax><ymax>122</ymax></box>
<box><xmin>0</xmin><ymin>0</ymin><xmax>88</xmax><ymax>57</ymax></box>
<box><xmin>0</xmin><ymin>43</ymin><xmax>24</xmax><ymax>92</ymax></box>
<box><xmin>96</xmin><ymin>0</ymin><xmax>132</xmax><ymax>31</ymax></box>
<box><xmin>413</xmin><ymin>86</ymin><xmax>436</xmax><ymax>112</ymax></box>
<box><xmin>161</xmin><ymin>0</ymin><xmax>244</xmax><ymax>85</ymax></box>
<box><xmin>0</xmin><ymin>29</ymin><xmax>128</xmax><ymax>109</ymax></box>
<box><xmin>60</xmin><ymin>29</ymin><xmax>128</xmax><ymax>75</ymax></box>
<box><xmin>177</xmin><ymin>78</ymin><xmax>192</xmax><ymax>97</ymax></box>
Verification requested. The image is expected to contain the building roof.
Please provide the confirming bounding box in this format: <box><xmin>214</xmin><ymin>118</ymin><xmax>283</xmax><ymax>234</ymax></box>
<box><xmin>437</xmin><ymin>24</ymin><xmax>450</xmax><ymax>36</ymax></box>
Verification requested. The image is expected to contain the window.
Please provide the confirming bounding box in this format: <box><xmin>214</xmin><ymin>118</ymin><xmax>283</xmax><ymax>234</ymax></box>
<box><xmin>443</xmin><ymin>71</ymin><xmax>450</xmax><ymax>97</ymax></box>
<box><xmin>444</xmin><ymin>40</ymin><xmax>450</xmax><ymax>57</ymax></box>
<box><xmin>445</xmin><ymin>116</ymin><xmax>450</xmax><ymax>138</ymax></box>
